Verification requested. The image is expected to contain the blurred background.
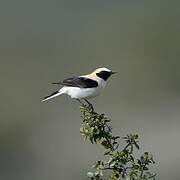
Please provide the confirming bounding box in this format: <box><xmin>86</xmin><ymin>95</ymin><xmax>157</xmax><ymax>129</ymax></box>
<box><xmin>0</xmin><ymin>0</ymin><xmax>180</xmax><ymax>179</ymax></box>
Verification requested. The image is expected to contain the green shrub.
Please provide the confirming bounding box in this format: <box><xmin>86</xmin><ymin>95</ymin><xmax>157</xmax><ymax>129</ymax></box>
<box><xmin>79</xmin><ymin>102</ymin><xmax>156</xmax><ymax>180</ymax></box>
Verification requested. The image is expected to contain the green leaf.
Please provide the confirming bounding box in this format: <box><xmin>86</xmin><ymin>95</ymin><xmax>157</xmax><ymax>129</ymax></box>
<box><xmin>87</xmin><ymin>172</ymin><xmax>94</xmax><ymax>178</ymax></box>
<box><xmin>110</xmin><ymin>160</ymin><xmax>117</xmax><ymax>167</ymax></box>
<box><xmin>143</xmin><ymin>166</ymin><xmax>149</xmax><ymax>171</ymax></box>
<box><xmin>133</xmin><ymin>164</ymin><xmax>140</xmax><ymax>169</ymax></box>
<box><xmin>101</xmin><ymin>141</ymin><xmax>110</xmax><ymax>149</ymax></box>
<box><xmin>104</xmin><ymin>149</ymin><xmax>111</xmax><ymax>155</ymax></box>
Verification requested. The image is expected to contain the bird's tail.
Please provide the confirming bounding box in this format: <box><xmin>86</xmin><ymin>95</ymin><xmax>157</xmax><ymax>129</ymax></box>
<box><xmin>42</xmin><ymin>88</ymin><xmax>65</xmax><ymax>102</ymax></box>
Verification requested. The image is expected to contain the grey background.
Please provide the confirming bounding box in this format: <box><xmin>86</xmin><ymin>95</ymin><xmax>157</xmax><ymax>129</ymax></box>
<box><xmin>0</xmin><ymin>0</ymin><xmax>180</xmax><ymax>179</ymax></box>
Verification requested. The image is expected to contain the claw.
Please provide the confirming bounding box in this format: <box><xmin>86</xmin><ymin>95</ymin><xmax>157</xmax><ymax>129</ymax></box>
<box><xmin>83</xmin><ymin>99</ymin><xmax>94</xmax><ymax>112</ymax></box>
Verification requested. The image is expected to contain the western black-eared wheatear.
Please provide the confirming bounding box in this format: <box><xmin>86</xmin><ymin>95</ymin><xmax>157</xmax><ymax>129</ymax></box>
<box><xmin>42</xmin><ymin>67</ymin><xmax>116</xmax><ymax>105</ymax></box>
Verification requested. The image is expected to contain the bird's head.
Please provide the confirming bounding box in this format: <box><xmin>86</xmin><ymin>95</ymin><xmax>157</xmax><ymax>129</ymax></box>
<box><xmin>92</xmin><ymin>67</ymin><xmax>117</xmax><ymax>81</ymax></box>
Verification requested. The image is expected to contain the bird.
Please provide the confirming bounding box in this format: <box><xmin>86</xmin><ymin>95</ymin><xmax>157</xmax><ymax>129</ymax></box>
<box><xmin>42</xmin><ymin>67</ymin><xmax>116</xmax><ymax>105</ymax></box>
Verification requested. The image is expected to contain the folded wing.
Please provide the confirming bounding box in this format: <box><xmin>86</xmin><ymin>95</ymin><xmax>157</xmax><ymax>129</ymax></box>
<box><xmin>60</xmin><ymin>76</ymin><xmax>98</xmax><ymax>88</ymax></box>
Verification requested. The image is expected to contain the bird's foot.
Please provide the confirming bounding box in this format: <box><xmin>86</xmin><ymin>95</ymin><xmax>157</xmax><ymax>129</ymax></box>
<box><xmin>77</xmin><ymin>99</ymin><xmax>85</xmax><ymax>107</ymax></box>
<box><xmin>77</xmin><ymin>99</ymin><xmax>94</xmax><ymax>112</ymax></box>
<box><xmin>83</xmin><ymin>99</ymin><xmax>94</xmax><ymax>112</ymax></box>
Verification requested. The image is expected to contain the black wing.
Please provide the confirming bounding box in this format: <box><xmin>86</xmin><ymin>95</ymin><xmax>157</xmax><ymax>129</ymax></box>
<box><xmin>59</xmin><ymin>76</ymin><xmax>98</xmax><ymax>88</ymax></box>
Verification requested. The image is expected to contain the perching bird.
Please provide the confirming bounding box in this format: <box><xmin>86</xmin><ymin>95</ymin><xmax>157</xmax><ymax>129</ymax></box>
<box><xmin>42</xmin><ymin>67</ymin><xmax>116</xmax><ymax>103</ymax></box>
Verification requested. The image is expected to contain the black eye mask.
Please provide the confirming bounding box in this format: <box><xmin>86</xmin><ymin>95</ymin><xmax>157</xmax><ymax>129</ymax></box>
<box><xmin>96</xmin><ymin>71</ymin><xmax>112</xmax><ymax>81</ymax></box>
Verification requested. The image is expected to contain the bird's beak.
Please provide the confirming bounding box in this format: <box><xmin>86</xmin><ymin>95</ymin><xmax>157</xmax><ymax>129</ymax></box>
<box><xmin>110</xmin><ymin>71</ymin><xmax>117</xmax><ymax>75</ymax></box>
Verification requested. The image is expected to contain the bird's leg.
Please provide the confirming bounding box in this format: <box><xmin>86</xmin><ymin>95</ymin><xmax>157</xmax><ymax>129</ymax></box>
<box><xmin>83</xmin><ymin>98</ymin><xmax>94</xmax><ymax>112</ymax></box>
<box><xmin>77</xmin><ymin>99</ymin><xmax>86</xmax><ymax>107</ymax></box>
